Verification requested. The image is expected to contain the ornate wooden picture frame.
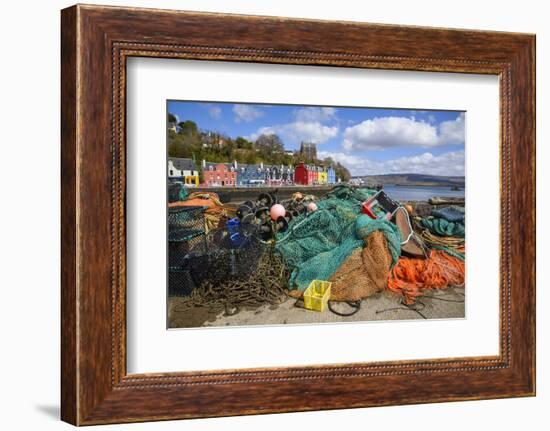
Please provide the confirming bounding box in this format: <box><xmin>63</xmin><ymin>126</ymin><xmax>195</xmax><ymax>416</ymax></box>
<box><xmin>61</xmin><ymin>4</ymin><xmax>535</xmax><ymax>425</ymax></box>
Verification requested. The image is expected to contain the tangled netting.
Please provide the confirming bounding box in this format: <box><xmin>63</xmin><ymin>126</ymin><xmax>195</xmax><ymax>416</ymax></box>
<box><xmin>420</xmin><ymin>229</ymin><xmax>465</xmax><ymax>252</ymax></box>
<box><xmin>168</xmin><ymin>184</ymin><xmax>468</xmax><ymax>319</ymax></box>
<box><xmin>169</xmin><ymin>192</ymin><xmax>235</xmax><ymax>232</ymax></box>
<box><xmin>275</xmin><ymin>186</ymin><xmax>401</xmax><ymax>291</ymax></box>
<box><xmin>432</xmin><ymin>206</ymin><xmax>465</xmax><ymax>223</ymax></box>
<box><xmin>172</xmin><ymin>249</ymin><xmax>289</xmax><ymax>316</ymax></box>
<box><xmin>420</xmin><ymin>207</ymin><xmax>466</xmax><ymax>238</ymax></box>
<box><xmin>168</xmin><ymin>182</ymin><xmax>189</xmax><ymax>203</ymax></box>
<box><xmin>329</xmin><ymin>230</ymin><xmax>393</xmax><ymax>302</ymax></box>
<box><xmin>387</xmin><ymin>249</ymin><xmax>465</xmax><ymax>305</ymax></box>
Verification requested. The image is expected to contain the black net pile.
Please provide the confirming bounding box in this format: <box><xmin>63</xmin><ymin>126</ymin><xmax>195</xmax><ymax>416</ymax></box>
<box><xmin>168</xmin><ymin>206</ymin><xmax>206</xmax><ymax>296</ymax></box>
<box><xmin>168</xmin><ymin>206</ymin><xmax>207</xmax><ymax>270</ymax></box>
<box><xmin>171</xmin><ymin>248</ymin><xmax>289</xmax><ymax>318</ymax></box>
<box><xmin>167</xmin><ymin>205</ymin><xmax>289</xmax><ymax>309</ymax></box>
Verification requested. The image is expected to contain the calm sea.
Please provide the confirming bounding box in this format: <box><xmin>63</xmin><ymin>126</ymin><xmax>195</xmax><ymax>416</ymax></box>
<box><xmin>382</xmin><ymin>185</ymin><xmax>465</xmax><ymax>202</ymax></box>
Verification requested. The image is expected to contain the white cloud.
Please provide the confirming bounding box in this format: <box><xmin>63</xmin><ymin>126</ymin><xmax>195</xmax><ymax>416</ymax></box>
<box><xmin>250</xmin><ymin>121</ymin><xmax>338</xmax><ymax>145</ymax></box>
<box><xmin>293</xmin><ymin>107</ymin><xmax>337</xmax><ymax>122</ymax></box>
<box><xmin>208</xmin><ymin>106</ymin><xmax>222</xmax><ymax>119</ymax></box>
<box><xmin>233</xmin><ymin>105</ymin><xmax>264</xmax><ymax>123</ymax></box>
<box><xmin>343</xmin><ymin>116</ymin><xmax>439</xmax><ymax>151</ymax></box>
<box><xmin>438</xmin><ymin>113</ymin><xmax>465</xmax><ymax>145</ymax></box>
<box><xmin>342</xmin><ymin>113</ymin><xmax>465</xmax><ymax>151</ymax></box>
<box><xmin>318</xmin><ymin>150</ymin><xmax>465</xmax><ymax>177</ymax></box>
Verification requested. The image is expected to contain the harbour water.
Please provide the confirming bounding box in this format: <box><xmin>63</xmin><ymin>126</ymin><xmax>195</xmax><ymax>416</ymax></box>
<box><xmin>382</xmin><ymin>185</ymin><xmax>465</xmax><ymax>202</ymax></box>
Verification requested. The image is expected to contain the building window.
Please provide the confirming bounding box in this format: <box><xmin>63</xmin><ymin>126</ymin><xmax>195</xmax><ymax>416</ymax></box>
<box><xmin>169</xmin><ymin>170</ymin><xmax>173</xmax><ymax>176</ymax></box>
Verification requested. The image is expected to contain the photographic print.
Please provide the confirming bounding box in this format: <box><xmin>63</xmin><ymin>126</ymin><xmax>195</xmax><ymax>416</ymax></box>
<box><xmin>167</xmin><ymin>101</ymin><xmax>466</xmax><ymax>329</ymax></box>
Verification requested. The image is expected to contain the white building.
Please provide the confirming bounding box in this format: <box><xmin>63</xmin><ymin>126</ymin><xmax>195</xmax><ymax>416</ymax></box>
<box><xmin>168</xmin><ymin>158</ymin><xmax>200</xmax><ymax>186</ymax></box>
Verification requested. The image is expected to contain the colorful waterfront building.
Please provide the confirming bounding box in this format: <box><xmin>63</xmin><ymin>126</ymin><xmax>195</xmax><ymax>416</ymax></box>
<box><xmin>317</xmin><ymin>167</ymin><xmax>328</xmax><ymax>185</ymax></box>
<box><xmin>235</xmin><ymin>162</ymin><xmax>294</xmax><ymax>186</ymax></box>
<box><xmin>281</xmin><ymin>165</ymin><xmax>294</xmax><ymax>184</ymax></box>
<box><xmin>265</xmin><ymin>164</ymin><xmax>293</xmax><ymax>185</ymax></box>
<box><xmin>311</xmin><ymin>165</ymin><xmax>319</xmax><ymax>185</ymax></box>
<box><xmin>327</xmin><ymin>166</ymin><xmax>336</xmax><ymax>184</ymax></box>
<box><xmin>264</xmin><ymin>165</ymin><xmax>280</xmax><ymax>185</ymax></box>
<box><xmin>168</xmin><ymin>157</ymin><xmax>200</xmax><ymax>186</ymax></box>
<box><xmin>236</xmin><ymin>162</ymin><xmax>268</xmax><ymax>186</ymax></box>
<box><xmin>294</xmin><ymin>162</ymin><xmax>317</xmax><ymax>185</ymax></box>
<box><xmin>202</xmin><ymin>160</ymin><xmax>237</xmax><ymax>187</ymax></box>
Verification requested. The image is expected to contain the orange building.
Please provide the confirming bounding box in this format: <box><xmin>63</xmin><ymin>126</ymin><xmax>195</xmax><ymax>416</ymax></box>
<box><xmin>202</xmin><ymin>161</ymin><xmax>237</xmax><ymax>187</ymax></box>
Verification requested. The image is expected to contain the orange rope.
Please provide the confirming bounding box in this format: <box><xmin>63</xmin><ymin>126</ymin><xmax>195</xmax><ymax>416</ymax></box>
<box><xmin>168</xmin><ymin>192</ymin><xmax>234</xmax><ymax>232</ymax></box>
<box><xmin>387</xmin><ymin>250</ymin><xmax>465</xmax><ymax>305</ymax></box>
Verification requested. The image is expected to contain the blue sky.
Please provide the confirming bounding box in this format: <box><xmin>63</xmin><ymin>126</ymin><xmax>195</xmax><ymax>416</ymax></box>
<box><xmin>167</xmin><ymin>100</ymin><xmax>465</xmax><ymax>176</ymax></box>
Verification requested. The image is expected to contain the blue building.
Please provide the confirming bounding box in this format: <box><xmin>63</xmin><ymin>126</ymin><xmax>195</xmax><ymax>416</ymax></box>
<box><xmin>261</xmin><ymin>164</ymin><xmax>295</xmax><ymax>185</ymax></box>
<box><xmin>327</xmin><ymin>166</ymin><xmax>336</xmax><ymax>184</ymax></box>
<box><xmin>235</xmin><ymin>162</ymin><xmax>294</xmax><ymax>186</ymax></box>
<box><xmin>236</xmin><ymin>162</ymin><xmax>268</xmax><ymax>186</ymax></box>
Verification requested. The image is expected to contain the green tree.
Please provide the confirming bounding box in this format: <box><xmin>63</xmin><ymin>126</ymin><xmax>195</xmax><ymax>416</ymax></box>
<box><xmin>168</xmin><ymin>113</ymin><xmax>178</xmax><ymax>124</ymax></box>
<box><xmin>255</xmin><ymin>134</ymin><xmax>284</xmax><ymax>160</ymax></box>
<box><xmin>168</xmin><ymin>133</ymin><xmax>193</xmax><ymax>158</ymax></box>
<box><xmin>178</xmin><ymin>120</ymin><xmax>199</xmax><ymax>138</ymax></box>
<box><xmin>235</xmin><ymin>136</ymin><xmax>253</xmax><ymax>150</ymax></box>
<box><xmin>334</xmin><ymin>162</ymin><xmax>351</xmax><ymax>182</ymax></box>
<box><xmin>244</xmin><ymin>150</ymin><xmax>258</xmax><ymax>164</ymax></box>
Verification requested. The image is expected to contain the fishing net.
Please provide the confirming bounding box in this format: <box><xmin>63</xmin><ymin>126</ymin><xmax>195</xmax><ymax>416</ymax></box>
<box><xmin>275</xmin><ymin>186</ymin><xmax>401</xmax><ymax>291</ymax></box>
<box><xmin>420</xmin><ymin>216</ymin><xmax>465</xmax><ymax>238</ymax></box>
<box><xmin>168</xmin><ymin>182</ymin><xmax>189</xmax><ymax>203</ymax></box>
<box><xmin>169</xmin><ymin>191</ymin><xmax>235</xmax><ymax>232</ymax></box>
<box><xmin>387</xmin><ymin>249</ymin><xmax>465</xmax><ymax>304</ymax></box>
<box><xmin>329</xmin><ymin>230</ymin><xmax>394</xmax><ymax>301</ymax></box>
<box><xmin>169</xmin><ymin>249</ymin><xmax>289</xmax><ymax>326</ymax></box>
<box><xmin>432</xmin><ymin>206</ymin><xmax>465</xmax><ymax>223</ymax></box>
<box><xmin>168</xmin><ymin>206</ymin><xmax>207</xmax><ymax>270</ymax></box>
<box><xmin>168</xmin><ymin>221</ymin><xmax>266</xmax><ymax>296</ymax></box>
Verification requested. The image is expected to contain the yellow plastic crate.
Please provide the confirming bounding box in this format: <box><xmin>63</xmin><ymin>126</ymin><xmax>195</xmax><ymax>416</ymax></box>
<box><xmin>303</xmin><ymin>280</ymin><xmax>332</xmax><ymax>312</ymax></box>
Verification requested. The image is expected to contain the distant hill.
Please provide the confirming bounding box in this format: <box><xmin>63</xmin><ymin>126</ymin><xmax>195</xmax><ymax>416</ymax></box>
<box><xmin>355</xmin><ymin>173</ymin><xmax>465</xmax><ymax>187</ymax></box>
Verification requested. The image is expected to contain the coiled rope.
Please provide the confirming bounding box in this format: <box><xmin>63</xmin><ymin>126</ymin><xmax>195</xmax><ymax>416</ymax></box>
<box><xmin>387</xmin><ymin>249</ymin><xmax>465</xmax><ymax>305</ymax></box>
<box><xmin>172</xmin><ymin>251</ymin><xmax>289</xmax><ymax>317</ymax></box>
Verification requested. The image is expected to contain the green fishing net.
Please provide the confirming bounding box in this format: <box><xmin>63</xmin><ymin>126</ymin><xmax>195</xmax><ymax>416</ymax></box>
<box><xmin>168</xmin><ymin>182</ymin><xmax>189</xmax><ymax>203</ymax></box>
<box><xmin>421</xmin><ymin>217</ymin><xmax>465</xmax><ymax>238</ymax></box>
<box><xmin>275</xmin><ymin>186</ymin><xmax>401</xmax><ymax>291</ymax></box>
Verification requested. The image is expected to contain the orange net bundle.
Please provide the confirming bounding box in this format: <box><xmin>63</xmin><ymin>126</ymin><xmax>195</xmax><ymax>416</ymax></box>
<box><xmin>329</xmin><ymin>231</ymin><xmax>393</xmax><ymax>302</ymax></box>
<box><xmin>387</xmin><ymin>250</ymin><xmax>465</xmax><ymax>305</ymax></box>
<box><xmin>168</xmin><ymin>192</ymin><xmax>234</xmax><ymax>232</ymax></box>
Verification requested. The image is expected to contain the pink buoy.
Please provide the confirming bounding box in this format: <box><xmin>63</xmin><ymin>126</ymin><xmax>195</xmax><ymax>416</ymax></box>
<box><xmin>307</xmin><ymin>202</ymin><xmax>318</xmax><ymax>212</ymax></box>
<box><xmin>270</xmin><ymin>204</ymin><xmax>286</xmax><ymax>221</ymax></box>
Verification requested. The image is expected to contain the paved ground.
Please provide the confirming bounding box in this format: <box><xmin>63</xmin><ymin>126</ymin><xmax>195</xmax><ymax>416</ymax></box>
<box><xmin>168</xmin><ymin>286</ymin><xmax>465</xmax><ymax>328</ymax></box>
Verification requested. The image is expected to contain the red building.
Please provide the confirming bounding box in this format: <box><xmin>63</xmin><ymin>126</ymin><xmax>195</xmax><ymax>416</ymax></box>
<box><xmin>202</xmin><ymin>162</ymin><xmax>237</xmax><ymax>187</ymax></box>
<box><xmin>294</xmin><ymin>162</ymin><xmax>317</xmax><ymax>185</ymax></box>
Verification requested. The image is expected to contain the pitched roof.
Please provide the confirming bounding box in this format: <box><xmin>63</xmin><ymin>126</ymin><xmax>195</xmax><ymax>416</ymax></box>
<box><xmin>204</xmin><ymin>161</ymin><xmax>234</xmax><ymax>171</ymax></box>
<box><xmin>169</xmin><ymin>157</ymin><xmax>197</xmax><ymax>171</ymax></box>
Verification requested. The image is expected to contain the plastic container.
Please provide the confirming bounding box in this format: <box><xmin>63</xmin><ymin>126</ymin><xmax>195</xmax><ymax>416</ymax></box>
<box><xmin>226</xmin><ymin>217</ymin><xmax>243</xmax><ymax>247</ymax></box>
<box><xmin>303</xmin><ymin>280</ymin><xmax>332</xmax><ymax>312</ymax></box>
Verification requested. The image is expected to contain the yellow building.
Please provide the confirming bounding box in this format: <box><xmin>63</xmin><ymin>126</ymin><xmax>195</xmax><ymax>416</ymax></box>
<box><xmin>317</xmin><ymin>168</ymin><xmax>328</xmax><ymax>185</ymax></box>
<box><xmin>184</xmin><ymin>175</ymin><xmax>199</xmax><ymax>186</ymax></box>
<box><xmin>168</xmin><ymin>158</ymin><xmax>200</xmax><ymax>187</ymax></box>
